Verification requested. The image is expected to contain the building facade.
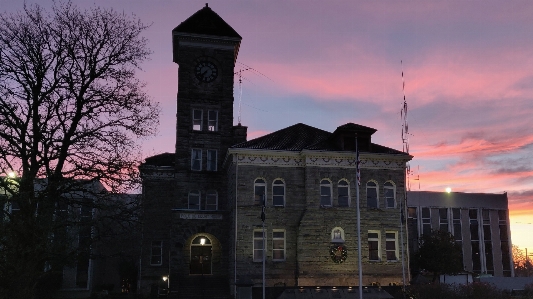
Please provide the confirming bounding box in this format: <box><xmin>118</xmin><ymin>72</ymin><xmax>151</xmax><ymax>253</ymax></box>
<box><xmin>406</xmin><ymin>191</ymin><xmax>513</xmax><ymax>277</ymax></box>
<box><xmin>138</xmin><ymin>5</ymin><xmax>411</xmax><ymax>298</ymax></box>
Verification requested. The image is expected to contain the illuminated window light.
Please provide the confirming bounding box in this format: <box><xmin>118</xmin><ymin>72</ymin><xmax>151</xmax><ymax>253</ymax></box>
<box><xmin>200</xmin><ymin>238</ymin><xmax>206</xmax><ymax>245</ymax></box>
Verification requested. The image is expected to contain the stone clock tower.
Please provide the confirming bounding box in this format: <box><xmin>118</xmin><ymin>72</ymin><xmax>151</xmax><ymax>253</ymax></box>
<box><xmin>139</xmin><ymin>5</ymin><xmax>246</xmax><ymax>297</ymax></box>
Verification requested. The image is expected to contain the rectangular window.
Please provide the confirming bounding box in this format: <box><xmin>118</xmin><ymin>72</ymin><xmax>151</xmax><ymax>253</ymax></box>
<box><xmin>192</xmin><ymin>109</ymin><xmax>203</xmax><ymax>131</ymax></box>
<box><xmin>208</xmin><ymin>110</ymin><xmax>218</xmax><ymax>131</ymax></box>
<box><xmin>207</xmin><ymin>149</ymin><xmax>217</xmax><ymax>171</ymax></box>
<box><xmin>272</xmin><ymin>230</ymin><xmax>286</xmax><ymax>261</ymax></box>
<box><xmin>150</xmin><ymin>241</ymin><xmax>162</xmax><ymax>265</ymax></box>
<box><xmin>386</xmin><ymin>231</ymin><xmax>398</xmax><ymax>261</ymax></box>
<box><xmin>188</xmin><ymin>191</ymin><xmax>200</xmax><ymax>210</ymax></box>
<box><xmin>452</xmin><ymin>208</ymin><xmax>462</xmax><ymax>242</ymax></box>
<box><xmin>421</xmin><ymin>207</ymin><xmax>431</xmax><ymax>236</ymax></box>
<box><xmin>338</xmin><ymin>181</ymin><xmax>349</xmax><ymax>207</ymax></box>
<box><xmin>469</xmin><ymin>209</ymin><xmax>481</xmax><ymax>273</ymax></box>
<box><xmin>272</xmin><ymin>180</ymin><xmax>285</xmax><ymax>207</ymax></box>
<box><xmin>320</xmin><ymin>180</ymin><xmax>332</xmax><ymax>207</ymax></box>
<box><xmin>368</xmin><ymin>230</ymin><xmax>381</xmax><ymax>261</ymax></box>
<box><xmin>253</xmin><ymin>230</ymin><xmax>265</xmax><ymax>262</ymax></box>
<box><xmin>439</xmin><ymin>208</ymin><xmax>449</xmax><ymax>232</ymax></box>
<box><xmin>205</xmin><ymin>191</ymin><xmax>217</xmax><ymax>211</ymax></box>
<box><xmin>254</xmin><ymin>179</ymin><xmax>266</xmax><ymax>205</ymax></box>
<box><xmin>366</xmin><ymin>182</ymin><xmax>378</xmax><ymax>208</ymax></box>
<box><xmin>499</xmin><ymin>210</ymin><xmax>511</xmax><ymax>276</ymax></box>
<box><xmin>408</xmin><ymin>207</ymin><xmax>417</xmax><ymax>219</ymax></box>
<box><xmin>384</xmin><ymin>182</ymin><xmax>395</xmax><ymax>208</ymax></box>
<box><xmin>191</xmin><ymin>149</ymin><xmax>202</xmax><ymax>171</ymax></box>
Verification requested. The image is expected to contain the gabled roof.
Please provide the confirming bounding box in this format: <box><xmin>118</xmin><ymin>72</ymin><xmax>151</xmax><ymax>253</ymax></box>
<box><xmin>172</xmin><ymin>4</ymin><xmax>241</xmax><ymax>39</ymax></box>
<box><xmin>142</xmin><ymin>152</ymin><xmax>175</xmax><ymax>167</ymax></box>
<box><xmin>231</xmin><ymin>122</ymin><xmax>407</xmax><ymax>155</ymax></box>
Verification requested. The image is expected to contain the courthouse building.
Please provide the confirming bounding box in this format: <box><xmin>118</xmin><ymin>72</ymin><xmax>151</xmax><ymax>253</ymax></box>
<box><xmin>139</xmin><ymin>5</ymin><xmax>412</xmax><ymax>297</ymax></box>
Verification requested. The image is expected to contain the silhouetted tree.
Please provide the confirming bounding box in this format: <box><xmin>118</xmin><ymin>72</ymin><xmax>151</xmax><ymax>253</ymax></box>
<box><xmin>0</xmin><ymin>2</ymin><xmax>158</xmax><ymax>298</ymax></box>
<box><xmin>415</xmin><ymin>230</ymin><xmax>463</xmax><ymax>282</ymax></box>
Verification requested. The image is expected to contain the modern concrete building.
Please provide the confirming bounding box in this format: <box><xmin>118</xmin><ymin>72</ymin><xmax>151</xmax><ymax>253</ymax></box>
<box><xmin>138</xmin><ymin>5</ymin><xmax>412</xmax><ymax>298</ymax></box>
<box><xmin>406</xmin><ymin>191</ymin><xmax>513</xmax><ymax>277</ymax></box>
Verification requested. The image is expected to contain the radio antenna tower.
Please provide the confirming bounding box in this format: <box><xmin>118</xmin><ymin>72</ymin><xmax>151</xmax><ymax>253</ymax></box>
<box><xmin>234</xmin><ymin>62</ymin><xmax>272</xmax><ymax>125</ymax></box>
<box><xmin>400</xmin><ymin>60</ymin><xmax>413</xmax><ymax>191</ymax></box>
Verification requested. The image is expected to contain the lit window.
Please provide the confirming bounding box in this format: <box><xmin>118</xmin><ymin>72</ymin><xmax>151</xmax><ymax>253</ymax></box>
<box><xmin>366</xmin><ymin>181</ymin><xmax>378</xmax><ymax>208</ymax></box>
<box><xmin>331</xmin><ymin>227</ymin><xmax>345</xmax><ymax>243</ymax></box>
<box><xmin>150</xmin><ymin>241</ymin><xmax>162</xmax><ymax>265</ymax></box>
<box><xmin>253</xmin><ymin>230</ymin><xmax>265</xmax><ymax>262</ymax></box>
<box><xmin>188</xmin><ymin>190</ymin><xmax>200</xmax><ymax>210</ymax></box>
<box><xmin>320</xmin><ymin>179</ymin><xmax>332</xmax><ymax>207</ymax></box>
<box><xmin>207</xmin><ymin>150</ymin><xmax>217</xmax><ymax>171</ymax></box>
<box><xmin>192</xmin><ymin>109</ymin><xmax>203</xmax><ymax>131</ymax></box>
<box><xmin>386</xmin><ymin>231</ymin><xmax>398</xmax><ymax>261</ymax></box>
<box><xmin>254</xmin><ymin>179</ymin><xmax>266</xmax><ymax>205</ymax></box>
<box><xmin>205</xmin><ymin>190</ymin><xmax>217</xmax><ymax>211</ymax></box>
<box><xmin>208</xmin><ymin>110</ymin><xmax>218</xmax><ymax>131</ymax></box>
<box><xmin>191</xmin><ymin>149</ymin><xmax>202</xmax><ymax>171</ymax></box>
<box><xmin>272</xmin><ymin>179</ymin><xmax>285</xmax><ymax>207</ymax></box>
<box><xmin>338</xmin><ymin>180</ymin><xmax>349</xmax><ymax>207</ymax></box>
<box><xmin>384</xmin><ymin>181</ymin><xmax>395</xmax><ymax>208</ymax></box>
<box><xmin>368</xmin><ymin>230</ymin><xmax>381</xmax><ymax>261</ymax></box>
<box><xmin>272</xmin><ymin>230</ymin><xmax>286</xmax><ymax>261</ymax></box>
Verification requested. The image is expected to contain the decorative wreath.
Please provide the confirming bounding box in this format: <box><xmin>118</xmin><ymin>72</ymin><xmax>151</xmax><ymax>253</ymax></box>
<box><xmin>330</xmin><ymin>244</ymin><xmax>348</xmax><ymax>263</ymax></box>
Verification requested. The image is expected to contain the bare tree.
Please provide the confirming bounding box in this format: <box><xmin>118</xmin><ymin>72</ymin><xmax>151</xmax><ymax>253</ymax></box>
<box><xmin>0</xmin><ymin>2</ymin><xmax>158</xmax><ymax>298</ymax></box>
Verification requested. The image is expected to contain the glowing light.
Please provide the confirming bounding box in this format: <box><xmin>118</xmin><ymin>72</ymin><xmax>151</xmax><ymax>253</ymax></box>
<box><xmin>445</xmin><ymin>187</ymin><xmax>452</xmax><ymax>193</ymax></box>
<box><xmin>7</xmin><ymin>171</ymin><xmax>16</xmax><ymax>178</ymax></box>
<box><xmin>200</xmin><ymin>238</ymin><xmax>206</xmax><ymax>245</ymax></box>
<box><xmin>162</xmin><ymin>276</ymin><xmax>168</xmax><ymax>282</ymax></box>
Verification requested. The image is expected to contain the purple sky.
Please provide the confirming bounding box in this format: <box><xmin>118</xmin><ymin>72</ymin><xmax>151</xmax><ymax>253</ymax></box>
<box><xmin>3</xmin><ymin>0</ymin><xmax>533</xmax><ymax>250</ymax></box>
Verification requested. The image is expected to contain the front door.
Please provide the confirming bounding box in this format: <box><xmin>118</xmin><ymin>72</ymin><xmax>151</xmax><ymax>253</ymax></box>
<box><xmin>190</xmin><ymin>244</ymin><xmax>212</xmax><ymax>275</ymax></box>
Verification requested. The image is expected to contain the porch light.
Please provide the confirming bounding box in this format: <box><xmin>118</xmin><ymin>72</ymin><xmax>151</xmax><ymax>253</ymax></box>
<box><xmin>162</xmin><ymin>276</ymin><xmax>168</xmax><ymax>282</ymax></box>
<box><xmin>200</xmin><ymin>238</ymin><xmax>206</xmax><ymax>245</ymax></box>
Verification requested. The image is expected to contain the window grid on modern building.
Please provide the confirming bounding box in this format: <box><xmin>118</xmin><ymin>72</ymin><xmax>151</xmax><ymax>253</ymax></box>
<box><xmin>320</xmin><ymin>179</ymin><xmax>332</xmax><ymax>207</ymax></box>
<box><xmin>421</xmin><ymin>207</ymin><xmax>431</xmax><ymax>236</ymax></box>
<box><xmin>366</xmin><ymin>181</ymin><xmax>378</xmax><ymax>208</ymax></box>
<box><xmin>498</xmin><ymin>210</ymin><xmax>512</xmax><ymax>276</ymax></box>
<box><xmin>272</xmin><ymin>230</ymin><xmax>285</xmax><ymax>261</ymax></box>
<box><xmin>439</xmin><ymin>208</ymin><xmax>448</xmax><ymax>232</ymax></box>
<box><xmin>469</xmin><ymin>209</ymin><xmax>481</xmax><ymax>273</ymax></box>
<box><xmin>368</xmin><ymin>230</ymin><xmax>380</xmax><ymax>261</ymax></box>
<box><xmin>192</xmin><ymin>109</ymin><xmax>202</xmax><ymax>131</ymax></box>
<box><xmin>253</xmin><ymin>230</ymin><xmax>265</xmax><ymax>262</ymax></box>
<box><xmin>482</xmin><ymin>209</ymin><xmax>494</xmax><ymax>275</ymax></box>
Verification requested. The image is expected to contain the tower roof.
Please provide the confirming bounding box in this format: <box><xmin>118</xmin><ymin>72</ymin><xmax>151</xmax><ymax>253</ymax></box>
<box><xmin>172</xmin><ymin>4</ymin><xmax>241</xmax><ymax>39</ymax></box>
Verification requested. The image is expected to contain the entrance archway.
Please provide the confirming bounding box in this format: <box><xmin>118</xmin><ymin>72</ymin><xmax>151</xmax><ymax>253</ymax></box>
<box><xmin>190</xmin><ymin>236</ymin><xmax>212</xmax><ymax>275</ymax></box>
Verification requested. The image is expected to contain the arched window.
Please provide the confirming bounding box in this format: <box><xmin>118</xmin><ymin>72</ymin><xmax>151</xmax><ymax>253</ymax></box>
<box><xmin>272</xmin><ymin>179</ymin><xmax>285</xmax><ymax>207</ymax></box>
<box><xmin>384</xmin><ymin>181</ymin><xmax>395</xmax><ymax>208</ymax></box>
<box><xmin>188</xmin><ymin>190</ymin><xmax>201</xmax><ymax>210</ymax></box>
<box><xmin>338</xmin><ymin>179</ymin><xmax>349</xmax><ymax>207</ymax></box>
<box><xmin>331</xmin><ymin>227</ymin><xmax>345</xmax><ymax>243</ymax></box>
<box><xmin>205</xmin><ymin>190</ymin><xmax>218</xmax><ymax>211</ymax></box>
<box><xmin>320</xmin><ymin>179</ymin><xmax>332</xmax><ymax>207</ymax></box>
<box><xmin>366</xmin><ymin>181</ymin><xmax>378</xmax><ymax>208</ymax></box>
<box><xmin>254</xmin><ymin>178</ymin><xmax>266</xmax><ymax>205</ymax></box>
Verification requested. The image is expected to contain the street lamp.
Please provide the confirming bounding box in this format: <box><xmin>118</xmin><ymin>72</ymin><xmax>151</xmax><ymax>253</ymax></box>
<box><xmin>161</xmin><ymin>275</ymin><xmax>169</xmax><ymax>297</ymax></box>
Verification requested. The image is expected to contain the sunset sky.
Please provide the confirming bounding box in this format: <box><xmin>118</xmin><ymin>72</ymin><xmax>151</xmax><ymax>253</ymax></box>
<box><xmin>3</xmin><ymin>1</ymin><xmax>533</xmax><ymax>250</ymax></box>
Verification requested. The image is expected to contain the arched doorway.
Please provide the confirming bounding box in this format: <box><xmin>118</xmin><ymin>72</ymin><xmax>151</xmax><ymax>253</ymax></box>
<box><xmin>190</xmin><ymin>236</ymin><xmax>212</xmax><ymax>275</ymax></box>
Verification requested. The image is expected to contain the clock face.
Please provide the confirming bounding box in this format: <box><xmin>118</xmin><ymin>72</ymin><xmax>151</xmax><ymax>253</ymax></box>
<box><xmin>195</xmin><ymin>61</ymin><xmax>218</xmax><ymax>83</ymax></box>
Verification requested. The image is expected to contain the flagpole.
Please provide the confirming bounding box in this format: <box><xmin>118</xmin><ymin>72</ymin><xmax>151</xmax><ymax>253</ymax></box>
<box><xmin>261</xmin><ymin>193</ymin><xmax>266</xmax><ymax>299</ymax></box>
<box><xmin>356</xmin><ymin>135</ymin><xmax>363</xmax><ymax>298</ymax></box>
